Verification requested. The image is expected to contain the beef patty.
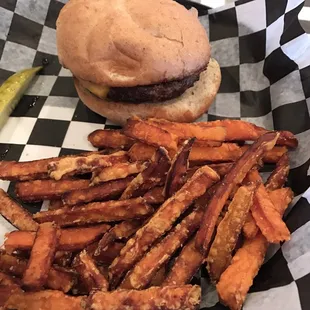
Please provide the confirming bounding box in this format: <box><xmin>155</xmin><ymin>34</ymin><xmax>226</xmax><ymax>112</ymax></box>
<box><xmin>107</xmin><ymin>71</ymin><xmax>202</xmax><ymax>103</ymax></box>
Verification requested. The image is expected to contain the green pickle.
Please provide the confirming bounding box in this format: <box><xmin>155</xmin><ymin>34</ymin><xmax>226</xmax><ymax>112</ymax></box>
<box><xmin>0</xmin><ymin>66</ymin><xmax>42</xmax><ymax>129</ymax></box>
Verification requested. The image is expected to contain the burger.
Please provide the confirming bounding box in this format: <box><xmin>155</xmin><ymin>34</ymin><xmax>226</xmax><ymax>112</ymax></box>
<box><xmin>56</xmin><ymin>0</ymin><xmax>221</xmax><ymax>125</ymax></box>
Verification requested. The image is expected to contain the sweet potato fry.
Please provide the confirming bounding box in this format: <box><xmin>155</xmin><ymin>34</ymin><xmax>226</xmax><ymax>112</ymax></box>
<box><xmin>0</xmin><ymin>151</ymin><xmax>105</xmax><ymax>181</ymax></box>
<box><xmin>73</xmin><ymin>250</ymin><xmax>109</xmax><ymax>292</ymax></box>
<box><xmin>0</xmin><ymin>188</ymin><xmax>38</xmax><ymax>231</ymax></box>
<box><xmin>91</xmin><ymin>161</ymin><xmax>148</xmax><ymax>185</ymax></box>
<box><xmin>15</xmin><ymin>179</ymin><xmax>90</xmax><ymax>202</ymax></box>
<box><xmin>22</xmin><ymin>222</ymin><xmax>60</xmax><ymax>290</ymax></box>
<box><xmin>0</xmin><ymin>252</ymin><xmax>74</xmax><ymax>292</ymax></box>
<box><xmin>88</xmin><ymin>129</ymin><xmax>134</xmax><ymax>149</ymax></box>
<box><xmin>109</xmin><ymin>165</ymin><xmax>219</xmax><ymax>288</ymax></box>
<box><xmin>207</xmin><ymin>184</ymin><xmax>255</xmax><ymax>283</ymax></box>
<box><xmin>120</xmin><ymin>147</ymin><xmax>171</xmax><ymax>200</ymax></box>
<box><xmin>164</xmin><ymin>138</ymin><xmax>195</xmax><ymax>199</ymax></box>
<box><xmin>128</xmin><ymin>142</ymin><xmax>156</xmax><ymax>162</ymax></box>
<box><xmin>180</xmin><ymin>139</ymin><xmax>222</xmax><ymax>147</ymax></box>
<box><xmin>33</xmin><ymin>198</ymin><xmax>153</xmax><ymax>227</ymax></box>
<box><xmin>5</xmin><ymin>290</ymin><xmax>85</xmax><ymax>310</ymax></box>
<box><xmin>54</xmin><ymin>251</ymin><xmax>73</xmax><ymax>267</ymax></box>
<box><xmin>252</xmin><ymin>184</ymin><xmax>291</xmax><ymax>243</ymax></box>
<box><xmin>216</xmin><ymin>233</ymin><xmax>268</xmax><ymax>310</ymax></box>
<box><xmin>150</xmin><ymin>266</ymin><xmax>167</xmax><ymax>287</ymax></box>
<box><xmin>147</xmin><ymin>118</ymin><xmax>227</xmax><ymax>141</ymax></box>
<box><xmin>241</xmin><ymin>145</ymin><xmax>287</xmax><ymax>163</ymax></box>
<box><xmin>189</xmin><ymin>143</ymin><xmax>242</xmax><ymax>164</ymax></box>
<box><xmin>265</xmin><ymin>154</ymin><xmax>290</xmax><ymax>191</ymax></box>
<box><xmin>48</xmin><ymin>151</ymin><xmax>128</xmax><ymax>180</ymax></box>
<box><xmin>63</xmin><ymin>177</ymin><xmax>133</xmax><ymax>206</ymax></box>
<box><xmin>269</xmin><ymin>188</ymin><xmax>294</xmax><ymax>215</ymax></box>
<box><xmin>196</xmin><ymin>132</ymin><xmax>279</xmax><ymax>255</ymax></box>
<box><xmin>200</xmin><ymin>119</ymin><xmax>298</xmax><ymax>148</ymax></box>
<box><xmin>88</xmin><ymin>285</ymin><xmax>201</xmax><ymax>310</ymax></box>
<box><xmin>163</xmin><ymin>236</ymin><xmax>203</xmax><ymax>286</ymax></box>
<box><xmin>49</xmin><ymin>199</ymin><xmax>65</xmax><ymax>210</ymax></box>
<box><xmin>187</xmin><ymin>163</ymin><xmax>234</xmax><ymax>179</ymax></box>
<box><xmin>0</xmin><ymin>158</ymin><xmax>52</xmax><ymax>181</ymax></box>
<box><xmin>90</xmin><ymin>242</ymin><xmax>125</xmax><ymax>266</ymax></box>
<box><xmin>143</xmin><ymin>186</ymin><xmax>165</xmax><ymax>205</ymax></box>
<box><xmin>94</xmin><ymin>220</ymin><xmax>142</xmax><ymax>257</ymax></box>
<box><xmin>120</xmin><ymin>207</ymin><xmax>204</xmax><ymax>290</ymax></box>
<box><xmin>4</xmin><ymin>224</ymin><xmax>110</xmax><ymax>253</ymax></box>
<box><xmin>0</xmin><ymin>272</ymin><xmax>22</xmax><ymax>307</ymax></box>
<box><xmin>123</xmin><ymin>117</ymin><xmax>179</xmax><ymax>154</ymax></box>
<box><xmin>242</xmin><ymin>213</ymin><xmax>259</xmax><ymax>239</ymax></box>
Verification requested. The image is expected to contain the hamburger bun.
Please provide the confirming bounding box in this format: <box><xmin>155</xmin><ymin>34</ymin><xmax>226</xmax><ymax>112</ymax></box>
<box><xmin>74</xmin><ymin>58</ymin><xmax>221</xmax><ymax>125</ymax></box>
<box><xmin>56</xmin><ymin>0</ymin><xmax>221</xmax><ymax>124</ymax></box>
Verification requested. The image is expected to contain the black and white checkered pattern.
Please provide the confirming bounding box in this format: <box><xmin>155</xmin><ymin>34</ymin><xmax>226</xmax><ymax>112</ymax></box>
<box><xmin>0</xmin><ymin>0</ymin><xmax>310</xmax><ymax>309</ymax></box>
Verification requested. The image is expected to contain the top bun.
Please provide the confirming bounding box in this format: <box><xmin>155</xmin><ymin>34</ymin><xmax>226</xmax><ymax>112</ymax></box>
<box><xmin>56</xmin><ymin>0</ymin><xmax>211</xmax><ymax>87</ymax></box>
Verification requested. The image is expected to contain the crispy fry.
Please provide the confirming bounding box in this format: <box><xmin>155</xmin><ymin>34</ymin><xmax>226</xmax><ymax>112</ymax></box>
<box><xmin>0</xmin><ymin>157</ymin><xmax>52</xmax><ymax>181</ymax></box>
<box><xmin>5</xmin><ymin>290</ymin><xmax>85</xmax><ymax>310</ymax></box>
<box><xmin>147</xmin><ymin>118</ymin><xmax>227</xmax><ymax>141</ymax></box>
<box><xmin>15</xmin><ymin>179</ymin><xmax>90</xmax><ymax>202</ymax></box>
<box><xmin>252</xmin><ymin>184</ymin><xmax>291</xmax><ymax>243</ymax></box>
<box><xmin>164</xmin><ymin>138</ymin><xmax>195</xmax><ymax>199</ymax></box>
<box><xmin>128</xmin><ymin>142</ymin><xmax>156</xmax><ymax>162</ymax></box>
<box><xmin>120</xmin><ymin>207</ymin><xmax>204</xmax><ymax>290</ymax></box>
<box><xmin>143</xmin><ymin>186</ymin><xmax>165</xmax><ymax>205</ymax></box>
<box><xmin>242</xmin><ymin>187</ymin><xmax>293</xmax><ymax>239</ymax></box>
<box><xmin>88</xmin><ymin>285</ymin><xmax>201</xmax><ymax>310</ymax></box>
<box><xmin>0</xmin><ymin>151</ymin><xmax>104</xmax><ymax>181</ymax></box>
<box><xmin>48</xmin><ymin>151</ymin><xmax>128</xmax><ymax>180</ymax></box>
<box><xmin>180</xmin><ymin>139</ymin><xmax>222</xmax><ymax>147</ymax></box>
<box><xmin>73</xmin><ymin>250</ymin><xmax>109</xmax><ymax>292</ymax></box>
<box><xmin>88</xmin><ymin>129</ymin><xmax>134</xmax><ymax>149</ymax></box>
<box><xmin>0</xmin><ymin>252</ymin><xmax>74</xmax><ymax>292</ymax></box>
<box><xmin>265</xmin><ymin>154</ymin><xmax>290</xmax><ymax>191</ymax></box>
<box><xmin>63</xmin><ymin>177</ymin><xmax>134</xmax><ymax>206</ymax></box>
<box><xmin>216</xmin><ymin>233</ymin><xmax>268</xmax><ymax>310</ymax></box>
<box><xmin>109</xmin><ymin>165</ymin><xmax>219</xmax><ymax>288</ymax></box>
<box><xmin>94</xmin><ymin>220</ymin><xmax>142</xmax><ymax>257</ymax></box>
<box><xmin>91</xmin><ymin>161</ymin><xmax>148</xmax><ymax>185</ymax></box>
<box><xmin>150</xmin><ymin>266</ymin><xmax>167</xmax><ymax>287</ymax></box>
<box><xmin>217</xmin><ymin>187</ymin><xmax>293</xmax><ymax>309</ymax></box>
<box><xmin>49</xmin><ymin>199</ymin><xmax>65</xmax><ymax>210</ymax></box>
<box><xmin>207</xmin><ymin>184</ymin><xmax>255</xmax><ymax>283</ymax></box>
<box><xmin>5</xmin><ymin>224</ymin><xmax>110</xmax><ymax>253</ymax></box>
<box><xmin>200</xmin><ymin>119</ymin><xmax>298</xmax><ymax>148</ymax></box>
<box><xmin>242</xmin><ymin>213</ymin><xmax>259</xmax><ymax>239</ymax></box>
<box><xmin>123</xmin><ymin>117</ymin><xmax>179</xmax><ymax>154</ymax></box>
<box><xmin>189</xmin><ymin>143</ymin><xmax>242</xmax><ymax>164</ymax></box>
<box><xmin>0</xmin><ymin>188</ymin><xmax>38</xmax><ymax>231</ymax></box>
<box><xmin>269</xmin><ymin>188</ymin><xmax>294</xmax><ymax>215</ymax></box>
<box><xmin>90</xmin><ymin>242</ymin><xmax>125</xmax><ymax>266</ymax></box>
<box><xmin>22</xmin><ymin>222</ymin><xmax>60</xmax><ymax>290</ymax></box>
<box><xmin>163</xmin><ymin>236</ymin><xmax>203</xmax><ymax>286</ymax></box>
<box><xmin>187</xmin><ymin>163</ymin><xmax>234</xmax><ymax>179</ymax></box>
<box><xmin>0</xmin><ymin>272</ymin><xmax>22</xmax><ymax>307</ymax></box>
<box><xmin>241</xmin><ymin>145</ymin><xmax>288</xmax><ymax>163</ymax></box>
<box><xmin>54</xmin><ymin>251</ymin><xmax>73</xmax><ymax>267</ymax></box>
<box><xmin>33</xmin><ymin>198</ymin><xmax>152</xmax><ymax>227</ymax></box>
<box><xmin>196</xmin><ymin>132</ymin><xmax>279</xmax><ymax>255</ymax></box>
<box><xmin>120</xmin><ymin>147</ymin><xmax>171</xmax><ymax>200</ymax></box>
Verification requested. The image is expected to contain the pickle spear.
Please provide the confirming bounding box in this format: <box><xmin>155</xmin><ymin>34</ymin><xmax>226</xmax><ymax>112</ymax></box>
<box><xmin>0</xmin><ymin>66</ymin><xmax>42</xmax><ymax>129</ymax></box>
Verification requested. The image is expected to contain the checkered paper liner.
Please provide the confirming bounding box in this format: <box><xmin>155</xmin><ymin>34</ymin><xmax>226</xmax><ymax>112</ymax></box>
<box><xmin>0</xmin><ymin>0</ymin><xmax>310</xmax><ymax>308</ymax></box>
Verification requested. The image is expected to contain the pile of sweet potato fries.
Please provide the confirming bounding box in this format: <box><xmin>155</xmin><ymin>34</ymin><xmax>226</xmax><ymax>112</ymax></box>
<box><xmin>0</xmin><ymin>117</ymin><xmax>297</xmax><ymax>310</ymax></box>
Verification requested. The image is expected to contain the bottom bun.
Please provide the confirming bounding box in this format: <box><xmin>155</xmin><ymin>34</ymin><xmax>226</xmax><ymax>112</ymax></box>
<box><xmin>74</xmin><ymin>58</ymin><xmax>221</xmax><ymax>125</ymax></box>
